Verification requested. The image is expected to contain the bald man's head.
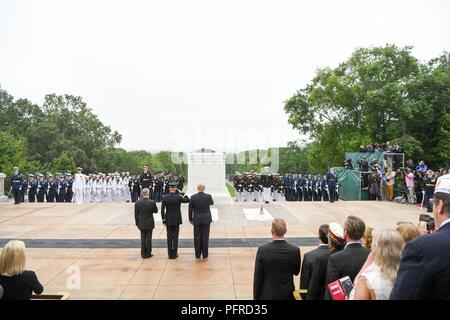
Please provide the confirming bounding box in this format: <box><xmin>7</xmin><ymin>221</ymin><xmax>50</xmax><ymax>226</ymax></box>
<box><xmin>197</xmin><ymin>183</ymin><xmax>205</xmax><ymax>192</ymax></box>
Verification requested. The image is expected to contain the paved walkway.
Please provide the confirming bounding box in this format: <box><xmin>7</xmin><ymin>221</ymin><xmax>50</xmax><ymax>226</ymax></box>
<box><xmin>0</xmin><ymin>201</ymin><xmax>422</xmax><ymax>299</ymax></box>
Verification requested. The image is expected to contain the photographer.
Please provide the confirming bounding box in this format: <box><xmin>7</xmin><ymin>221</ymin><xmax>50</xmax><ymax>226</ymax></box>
<box><xmin>358</xmin><ymin>156</ymin><xmax>369</xmax><ymax>172</ymax></box>
<box><xmin>423</xmin><ymin>170</ymin><xmax>437</xmax><ymax>212</ymax></box>
<box><xmin>344</xmin><ymin>159</ymin><xmax>354</xmax><ymax>170</ymax></box>
<box><xmin>368</xmin><ymin>172</ymin><xmax>381</xmax><ymax>201</ymax></box>
<box><xmin>418</xmin><ymin>214</ymin><xmax>435</xmax><ymax>235</ymax></box>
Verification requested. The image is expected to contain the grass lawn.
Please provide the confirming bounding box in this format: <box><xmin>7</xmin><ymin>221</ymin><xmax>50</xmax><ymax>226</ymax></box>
<box><xmin>226</xmin><ymin>182</ymin><xmax>236</xmax><ymax>198</ymax></box>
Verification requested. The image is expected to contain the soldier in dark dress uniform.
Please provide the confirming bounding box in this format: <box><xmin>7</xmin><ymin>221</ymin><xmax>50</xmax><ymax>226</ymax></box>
<box><xmin>27</xmin><ymin>174</ymin><xmax>38</xmax><ymax>203</ymax></box>
<box><xmin>321</xmin><ymin>175</ymin><xmax>329</xmax><ymax>202</ymax></box>
<box><xmin>161</xmin><ymin>182</ymin><xmax>190</xmax><ymax>259</ymax></box>
<box><xmin>37</xmin><ymin>174</ymin><xmax>48</xmax><ymax>203</ymax></box>
<box><xmin>20</xmin><ymin>178</ymin><xmax>28</xmax><ymax>203</ymax></box>
<box><xmin>47</xmin><ymin>174</ymin><xmax>57</xmax><ymax>202</ymax></box>
<box><xmin>326</xmin><ymin>167</ymin><xmax>338</xmax><ymax>203</ymax></box>
<box><xmin>131</xmin><ymin>175</ymin><xmax>141</xmax><ymax>202</ymax></box>
<box><xmin>10</xmin><ymin>167</ymin><xmax>24</xmax><ymax>205</ymax></box>
<box><xmin>57</xmin><ymin>175</ymin><xmax>68</xmax><ymax>202</ymax></box>
<box><xmin>65</xmin><ymin>173</ymin><xmax>74</xmax><ymax>203</ymax></box>
<box><xmin>140</xmin><ymin>165</ymin><xmax>152</xmax><ymax>190</ymax></box>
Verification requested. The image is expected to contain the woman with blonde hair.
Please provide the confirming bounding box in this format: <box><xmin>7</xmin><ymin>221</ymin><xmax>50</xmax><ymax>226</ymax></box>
<box><xmin>396</xmin><ymin>223</ymin><xmax>421</xmax><ymax>243</ymax></box>
<box><xmin>362</xmin><ymin>227</ymin><xmax>374</xmax><ymax>249</ymax></box>
<box><xmin>351</xmin><ymin>229</ymin><xmax>404</xmax><ymax>300</ymax></box>
<box><xmin>0</xmin><ymin>240</ymin><xmax>43</xmax><ymax>300</ymax></box>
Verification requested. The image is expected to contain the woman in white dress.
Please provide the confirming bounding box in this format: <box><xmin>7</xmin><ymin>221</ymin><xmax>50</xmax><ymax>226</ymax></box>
<box><xmin>351</xmin><ymin>228</ymin><xmax>404</xmax><ymax>300</ymax></box>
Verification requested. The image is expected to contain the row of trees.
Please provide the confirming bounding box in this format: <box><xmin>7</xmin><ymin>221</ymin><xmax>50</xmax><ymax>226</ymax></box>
<box><xmin>284</xmin><ymin>44</ymin><xmax>450</xmax><ymax>172</ymax></box>
<box><xmin>0</xmin><ymin>88</ymin><xmax>186</xmax><ymax>178</ymax></box>
<box><xmin>225</xmin><ymin>145</ymin><xmax>308</xmax><ymax>176</ymax></box>
<box><xmin>2</xmin><ymin>44</ymin><xmax>448</xmax><ymax>181</ymax></box>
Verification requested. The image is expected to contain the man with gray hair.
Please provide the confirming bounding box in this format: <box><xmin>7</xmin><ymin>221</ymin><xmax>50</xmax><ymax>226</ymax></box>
<box><xmin>134</xmin><ymin>188</ymin><xmax>158</xmax><ymax>258</ymax></box>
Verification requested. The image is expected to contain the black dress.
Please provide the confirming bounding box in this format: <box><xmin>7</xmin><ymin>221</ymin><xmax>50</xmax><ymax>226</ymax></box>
<box><xmin>0</xmin><ymin>270</ymin><xmax>44</xmax><ymax>300</ymax></box>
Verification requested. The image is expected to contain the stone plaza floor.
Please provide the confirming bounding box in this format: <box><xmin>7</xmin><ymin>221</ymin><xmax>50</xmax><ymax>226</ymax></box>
<box><xmin>0</xmin><ymin>200</ymin><xmax>422</xmax><ymax>299</ymax></box>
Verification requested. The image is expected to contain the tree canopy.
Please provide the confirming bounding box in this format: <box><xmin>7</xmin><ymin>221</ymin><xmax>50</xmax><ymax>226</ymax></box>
<box><xmin>284</xmin><ymin>45</ymin><xmax>450</xmax><ymax>171</ymax></box>
<box><xmin>0</xmin><ymin>87</ymin><xmax>186</xmax><ymax>176</ymax></box>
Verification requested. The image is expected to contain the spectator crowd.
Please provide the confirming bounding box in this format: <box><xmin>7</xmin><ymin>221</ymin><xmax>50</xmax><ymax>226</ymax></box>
<box><xmin>253</xmin><ymin>172</ymin><xmax>450</xmax><ymax>300</ymax></box>
<box><xmin>1</xmin><ymin>174</ymin><xmax>449</xmax><ymax>300</ymax></box>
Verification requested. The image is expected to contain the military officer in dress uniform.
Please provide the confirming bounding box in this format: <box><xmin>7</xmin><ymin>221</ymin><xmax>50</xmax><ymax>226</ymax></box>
<box><xmin>65</xmin><ymin>173</ymin><xmax>74</xmax><ymax>203</ymax></box>
<box><xmin>326</xmin><ymin>166</ymin><xmax>338</xmax><ymax>203</ymax></box>
<box><xmin>27</xmin><ymin>174</ymin><xmax>38</xmax><ymax>203</ymax></box>
<box><xmin>73</xmin><ymin>167</ymin><xmax>86</xmax><ymax>205</ymax></box>
<box><xmin>311</xmin><ymin>175</ymin><xmax>318</xmax><ymax>201</ymax></box>
<box><xmin>10</xmin><ymin>167</ymin><xmax>24</xmax><ymax>205</ymax></box>
<box><xmin>321</xmin><ymin>175</ymin><xmax>329</xmax><ymax>201</ymax></box>
<box><xmin>140</xmin><ymin>165</ymin><xmax>152</xmax><ymax>191</ymax></box>
<box><xmin>316</xmin><ymin>175</ymin><xmax>323</xmax><ymax>201</ymax></box>
<box><xmin>131</xmin><ymin>175</ymin><xmax>141</xmax><ymax>202</ymax></box>
<box><xmin>246</xmin><ymin>174</ymin><xmax>256</xmax><ymax>202</ymax></box>
<box><xmin>306</xmin><ymin>174</ymin><xmax>313</xmax><ymax>201</ymax></box>
<box><xmin>57</xmin><ymin>175</ymin><xmax>68</xmax><ymax>202</ymax></box>
<box><xmin>234</xmin><ymin>174</ymin><xmax>244</xmax><ymax>202</ymax></box>
<box><xmin>36</xmin><ymin>174</ymin><xmax>48</xmax><ymax>202</ymax></box>
<box><xmin>283</xmin><ymin>174</ymin><xmax>291</xmax><ymax>201</ymax></box>
<box><xmin>161</xmin><ymin>182</ymin><xmax>190</xmax><ymax>259</ymax></box>
<box><xmin>47</xmin><ymin>174</ymin><xmax>57</xmax><ymax>202</ymax></box>
<box><xmin>298</xmin><ymin>174</ymin><xmax>306</xmax><ymax>201</ymax></box>
<box><xmin>152</xmin><ymin>175</ymin><xmax>162</xmax><ymax>202</ymax></box>
<box><xmin>261</xmin><ymin>167</ymin><xmax>272</xmax><ymax>204</ymax></box>
<box><xmin>20</xmin><ymin>177</ymin><xmax>28</xmax><ymax>203</ymax></box>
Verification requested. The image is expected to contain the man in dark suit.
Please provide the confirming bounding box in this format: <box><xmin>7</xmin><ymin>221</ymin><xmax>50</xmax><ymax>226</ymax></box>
<box><xmin>161</xmin><ymin>182</ymin><xmax>190</xmax><ymax>259</ymax></box>
<box><xmin>307</xmin><ymin>222</ymin><xmax>345</xmax><ymax>300</ymax></box>
<box><xmin>189</xmin><ymin>183</ymin><xmax>214</xmax><ymax>259</ymax></box>
<box><xmin>300</xmin><ymin>224</ymin><xmax>330</xmax><ymax>299</ymax></box>
<box><xmin>253</xmin><ymin>218</ymin><xmax>301</xmax><ymax>300</ymax></box>
<box><xmin>325</xmin><ymin>215</ymin><xmax>369</xmax><ymax>300</ymax></box>
<box><xmin>134</xmin><ymin>188</ymin><xmax>158</xmax><ymax>258</ymax></box>
<box><xmin>390</xmin><ymin>174</ymin><xmax>450</xmax><ymax>299</ymax></box>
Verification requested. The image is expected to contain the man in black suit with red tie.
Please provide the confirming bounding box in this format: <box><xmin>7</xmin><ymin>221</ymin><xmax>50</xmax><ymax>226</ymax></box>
<box><xmin>253</xmin><ymin>218</ymin><xmax>301</xmax><ymax>300</ymax></box>
<box><xmin>161</xmin><ymin>182</ymin><xmax>190</xmax><ymax>259</ymax></box>
<box><xmin>189</xmin><ymin>183</ymin><xmax>214</xmax><ymax>259</ymax></box>
<box><xmin>134</xmin><ymin>188</ymin><xmax>158</xmax><ymax>258</ymax></box>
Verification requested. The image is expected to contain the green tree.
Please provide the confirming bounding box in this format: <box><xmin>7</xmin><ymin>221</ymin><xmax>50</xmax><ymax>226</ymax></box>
<box><xmin>284</xmin><ymin>45</ymin><xmax>449</xmax><ymax>170</ymax></box>
<box><xmin>50</xmin><ymin>154</ymin><xmax>76</xmax><ymax>174</ymax></box>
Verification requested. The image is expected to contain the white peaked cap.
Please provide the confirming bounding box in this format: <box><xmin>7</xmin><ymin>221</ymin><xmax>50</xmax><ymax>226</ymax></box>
<box><xmin>435</xmin><ymin>174</ymin><xmax>450</xmax><ymax>195</ymax></box>
<box><xmin>329</xmin><ymin>222</ymin><xmax>344</xmax><ymax>240</ymax></box>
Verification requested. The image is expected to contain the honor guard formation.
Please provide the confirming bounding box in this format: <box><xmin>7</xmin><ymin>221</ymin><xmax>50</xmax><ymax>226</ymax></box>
<box><xmin>232</xmin><ymin>166</ymin><xmax>339</xmax><ymax>204</ymax></box>
<box><xmin>9</xmin><ymin>165</ymin><xmax>185</xmax><ymax>205</ymax></box>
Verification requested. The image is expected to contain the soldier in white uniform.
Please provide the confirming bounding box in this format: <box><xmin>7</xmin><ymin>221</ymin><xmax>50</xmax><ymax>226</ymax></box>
<box><xmin>104</xmin><ymin>176</ymin><xmax>113</xmax><ymax>202</ymax></box>
<box><xmin>73</xmin><ymin>167</ymin><xmax>86</xmax><ymax>205</ymax></box>
<box><xmin>114</xmin><ymin>173</ymin><xmax>123</xmax><ymax>202</ymax></box>
<box><xmin>121</xmin><ymin>172</ymin><xmax>130</xmax><ymax>202</ymax></box>
<box><xmin>94</xmin><ymin>174</ymin><xmax>104</xmax><ymax>203</ymax></box>
<box><xmin>85</xmin><ymin>175</ymin><xmax>93</xmax><ymax>203</ymax></box>
<box><xmin>261</xmin><ymin>167</ymin><xmax>272</xmax><ymax>204</ymax></box>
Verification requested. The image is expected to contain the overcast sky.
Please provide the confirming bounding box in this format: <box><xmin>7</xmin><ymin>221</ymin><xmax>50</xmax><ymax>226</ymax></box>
<box><xmin>1</xmin><ymin>0</ymin><xmax>449</xmax><ymax>152</ymax></box>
